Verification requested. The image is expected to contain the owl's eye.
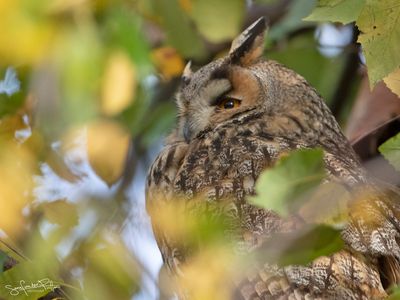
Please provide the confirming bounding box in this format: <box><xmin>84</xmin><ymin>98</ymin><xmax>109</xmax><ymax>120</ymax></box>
<box><xmin>217</xmin><ymin>97</ymin><xmax>241</xmax><ymax>110</ymax></box>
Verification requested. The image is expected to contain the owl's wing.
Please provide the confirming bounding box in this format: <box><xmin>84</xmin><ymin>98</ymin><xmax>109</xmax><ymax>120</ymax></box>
<box><xmin>236</xmin><ymin>183</ymin><xmax>400</xmax><ymax>300</ymax></box>
<box><xmin>235</xmin><ymin>249</ymin><xmax>387</xmax><ymax>300</ymax></box>
<box><xmin>343</xmin><ymin>183</ymin><xmax>400</xmax><ymax>288</ymax></box>
<box><xmin>146</xmin><ymin>141</ymin><xmax>189</xmax><ymax>274</ymax></box>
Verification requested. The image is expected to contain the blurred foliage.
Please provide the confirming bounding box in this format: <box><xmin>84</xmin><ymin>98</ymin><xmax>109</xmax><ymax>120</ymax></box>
<box><xmin>305</xmin><ymin>0</ymin><xmax>400</xmax><ymax>94</ymax></box>
<box><xmin>251</xmin><ymin>148</ymin><xmax>326</xmax><ymax>216</ymax></box>
<box><xmin>0</xmin><ymin>0</ymin><xmax>398</xmax><ymax>299</ymax></box>
<box><xmin>304</xmin><ymin>0</ymin><xmax>364</xmax><ymax>24</ymax></box>
<box><xmin>255</xmin><ymin>225</ymin><xmax>344</xmax><ymax>267</ymax></box>
<box><xmin>379</xmin><ymin>132</ymin><xmax>400</xmax><ymax>172</ymax></box>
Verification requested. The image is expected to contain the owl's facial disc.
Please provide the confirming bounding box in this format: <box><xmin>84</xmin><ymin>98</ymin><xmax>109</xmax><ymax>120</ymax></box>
<box><xmin>182</xmin><ymin>78</ymin><xmax>232</xmax><ymax>142</ymax></box>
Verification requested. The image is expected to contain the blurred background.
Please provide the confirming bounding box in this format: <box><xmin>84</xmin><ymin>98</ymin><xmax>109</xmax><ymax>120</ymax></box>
<box><xmin>0</xmin><ymin>0</ymin><xmax>399</xmax><ymax>299</ymax></box>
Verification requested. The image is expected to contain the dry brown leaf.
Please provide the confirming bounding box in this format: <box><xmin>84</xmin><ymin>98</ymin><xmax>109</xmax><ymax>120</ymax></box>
<box><xmin>151</xmin><ymin>47</ymin><xmax>185</xmax><ymax>80</ymax></box>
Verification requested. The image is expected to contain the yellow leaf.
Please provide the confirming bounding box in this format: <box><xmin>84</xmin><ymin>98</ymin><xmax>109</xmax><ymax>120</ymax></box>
<box><xmin>101</xmin><ymin>51</ymin><xmax>136</xmax><ymax>116</ymax></box>
<box><xmin>0</xmin><ymin>142</ymin><xmax>35</xmax><ymax>238</ymax></box>
<box><xmin>0</xmin><ymin>0</ymin><xmax>54</xmax><ymax>64</ymax></box>
<box><xmin>180</xmin><ymin>246</ymin><xmax>236</xmax><ymax>300</ymax></box>
<box><xmin>85</xmin><ymin>120</ymin><xmax>131</xmax><ymax>186</ymax></box>
<box><xmin>384</xmin><ymin>68</ymin><xmax>400</xmax><ymax>97</ymax></box>
<box><xmin>178</xmin><ymin>0</ymin><xmax>192</xmax><ymax>13</ymax></box>
<box><xmin>151</xmin><ymin>47</ymin><xmax>185</xmax><ymax>79</ymax></box>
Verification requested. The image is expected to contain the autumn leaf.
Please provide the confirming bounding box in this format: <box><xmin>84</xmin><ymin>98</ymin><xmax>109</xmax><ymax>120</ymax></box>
<box><xmin>151</xmin><ymin>47</ymin><xmax>185</xmax><ymax>79</ymax></box>
<box><xmin>101</xmin><ymin>51</ymin><xmax>136</xmax><ymax>116</ymax></box>
<box><xmin>357</xmin><ymin>0</ymin><xmax>400</xmax><ymax>86</ymax></box>
<box><xmin>86</xmin><ymin>120</ymin><xmax>131</xmax><ymax>186</ymax></box>
<box><xmin>383</xmin><ymin>67</ymin><xmax>400</xmax><ymax>97</ymax></box>
<box><xmin>41</xmin><ymin>199</ymin><xmax>79</xmax><ymax>228</ymax></box>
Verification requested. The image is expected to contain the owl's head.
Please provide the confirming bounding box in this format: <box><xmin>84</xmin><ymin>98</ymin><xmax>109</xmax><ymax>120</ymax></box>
<box><xmin>175</xmin><ymin>17</ymin><xmax>329</xmax><ymax>143</ymax></box>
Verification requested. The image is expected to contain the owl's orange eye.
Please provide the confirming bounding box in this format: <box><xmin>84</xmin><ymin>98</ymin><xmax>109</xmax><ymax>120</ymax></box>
<box><xmin>218</xmin><ymin>98</ymin><xmax>241</xmax><ymax>110</ymax></box>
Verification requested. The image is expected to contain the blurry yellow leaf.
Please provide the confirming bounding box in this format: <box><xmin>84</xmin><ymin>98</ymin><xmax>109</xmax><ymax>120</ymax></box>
<box><xmin>86</xmin><ymin>120</ymin><xmax>131</xmax><ymax>186</ymax></box>
<box><xmin>384</xmin><ymin>68</ymin><xmax>400</xmax><ymax>97</ymax></box>
<box><xmin>179</xmin><ymin>0</ymin><xmax>192</xmax><ymax>13</ymax></box>
<box><xmin>0</xmin><ymin>1</ymin><xmax>54</xmax><ymax>64</ymax></box>
<box><xmin>0</xmin><ymin>142</ymin><xmax>34</xmax><ymax>238</ymax></box>
<box><xmin>41</xmin><ymin>199</ymin><xmax>78</xmax><ymax>228</ymax></box>
<box><xmin>180</xmin><ymin>246</ymin><xmax>236</xmax><ymax>300</ymax></box>
<box><xmin>151</xmin><ymin>47</ymin><xmax>185</xmax><ymax>79</ymax></box>
<box><xmin>47</xmin><ymin>0</ymin><xmax>88</xmax><ymax>14</ymax></box>
<box><xmin>148</xmin><ymin>198</ymin><xmax>232</xmax><ymax>248</ymax></box>
<box><xmin>101</xmin><ymin>51</ymin><xmax>136</xmax><ymax>116</ymax></box>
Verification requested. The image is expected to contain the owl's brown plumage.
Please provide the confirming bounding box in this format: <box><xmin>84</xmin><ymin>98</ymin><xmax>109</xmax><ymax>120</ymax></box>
<box><xmin>146</xmin><ymin>18</ymin><xmax>400</xmax><ymax>299</ymax></box>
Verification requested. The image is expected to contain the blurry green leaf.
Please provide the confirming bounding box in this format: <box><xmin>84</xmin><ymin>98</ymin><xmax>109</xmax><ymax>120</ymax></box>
<box><xmin>304</xmin><ymin>0</ymin><xmax>364</xmax><ymax>24</ymax></box>
<box><xmin>190</xmin><ymin>0</ymin><xmax>245</xmax><ymax>43</ymax></box>
<box><xmin>141</xmin><ymin>101</ymin><xmax>176</xmax><ymax>147</ymax></box>
<box><xmin>104</xmin><ymin>7</ymin><xmax>152</xmax><ymax>76</ymax></box>
<box><xmin>41</xmin><ymin>199</ymin><xmax>79</xmax><ymax>228</ymax></box>
<box><xmin>83</xmin><ymin>239</ymin><xmax>140</xmax><ymax>300</ymax></box>
<box><xmin>0</xmin><ymin>251</ymin><xmax>6</xmax><ymax>273</ymax></box>
<box><xmin>388</xmin><ymin>286</ymin><xmax>400</xmax><ymax>300</ymax></box>
<box><xmin>49</xmin><ymin>25</ymin><xmax>103</xmax><ymax>131</ymax></box>
<box><xmin>0</xmin><ymin>262</ymin><xmax>61</xmax><ymax>300</ymax></box>
<box><xmin>268</xmin><ymin>33</ymin><xmax>346</xmax><ymax>105</ymax></box>
<box><xmin>357</xmin><ymin>0</ymin><xmax>400</xmax><ymax>86</ymax></box>
<box><xmin>269</xmin><ymin>0</ymin><xmax>316</xmax><ymax>41</ymax></box>
<box><xmin>250</xmin><ymin>148</ymin><xmax>326</xmax><ymax>216</ymax></box>
<box><xmin>257</xmin><ymin>225</ymin><xmax>344</xmax><ymax>266</ymax></box>
<box><xmin>0</xmin><ymin>67</ymin><xmax>25</xmax><ymax>118</ymax></box>
<box><xmin>118</xmin><ymin>85</ymin><xmax>152</xmax><ymax>136</ymax></box>
<box><xmin>254</xmin><ymin>0</ymin><xmax>281</xmax><ymax>3</ymax></box>
<box><xmin>379</xmin><ymin>133</ymin><xmax>400</xmax><ymax>172</ymax></box>
<box><xmin>153</xmin><ymin>0</ymin><xmax>206</xmax><ymax>59</ymax></box>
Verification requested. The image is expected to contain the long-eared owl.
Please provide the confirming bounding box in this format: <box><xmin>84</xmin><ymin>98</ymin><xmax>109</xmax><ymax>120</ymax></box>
<box><xmin>146</xmin><ymin>18</ymin><xmax>400</xmax><ymax>299</ymax></box>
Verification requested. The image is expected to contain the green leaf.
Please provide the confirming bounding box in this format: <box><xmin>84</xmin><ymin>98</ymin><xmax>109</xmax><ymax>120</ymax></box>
<box><xmin>41</xmin><ymin>200</ymin><xmax>79</xmax><ymax>228</ymax></box>
<box><xmin>255</xmin><ymin>225</ymin><xmax>344</xmax><ymax>266</ymax></box>
<box><xmin>304</xmin><ymin>0</ymin><xmax>365</xmax><ymax>24</ymax></box>
<box><xmin>357</xmin><ymin>0</ymin><xmax>400</xmax><ymax>86</ymax></box>
<box><xmin>388</xmin><ymin>285</ymin><xmax>400</xmax><ymax>300</ymax></box>
<box><xmin>82</xmin><ymin>239</ymin><xmax>140</xmax><ymax>300</ymax></box>
<box><xmin>0</xmin><ymin>250</ymin><xmax>6</xmax><ymax>273</ymax></box>
<box><xmin>153</xmin><ymin>0</ymin><xmax>206</xmax><ymax>59</ymax></box>
<box><xmin>250</xmin><ymin>148</ymin><xmax>326</xmax><ymax>216</ymax></box>
<box><xmin>0</xmin><ymin>66</ymin><xmax>26</xmax><ymax>118</ymax></box>
<box><xmin>269</xmin><ymin>0</ymin><xmax>316</xmax><ymax>41</ymax></box>
<box><xmin>0</xmin><ymin>262</ymin><xmax>61</xmax><ymax>300</ymax></box>
<box><xmin>190</xmin><ymin>0</ymin><xmax>245</xmax><ymax>43</ymax></box>
<box><xmin>141</xmin><ymin>101</ymin><xmax>176</xmax><ymax>147</ymax></box>
<box><xmin>104</xmin><ymin>8</ymin><xmax>153</xmax><ymax>77</ymax></box>
<box><xmin>379</xmin><ymin>133</ymin><xmax>400</xmax><ymax>172</ymax></box>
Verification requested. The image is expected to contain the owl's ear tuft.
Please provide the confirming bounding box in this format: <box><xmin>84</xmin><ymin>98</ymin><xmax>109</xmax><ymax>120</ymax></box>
<box><xmin>181</xmin><ymin>61</ymin><xmax>193</xmax><ymax>85</ymax></box>
<box><xmin>229</xmin><ymin>17</ymin><xmax>267</xmax><ymax>66</ymax></box>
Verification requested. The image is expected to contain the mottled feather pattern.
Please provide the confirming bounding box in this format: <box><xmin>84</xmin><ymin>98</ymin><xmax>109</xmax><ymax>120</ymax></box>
<box><xmin>146</xmin><ymin>18</ymin><xmax>400</xmax><ymax>299</ymax></box>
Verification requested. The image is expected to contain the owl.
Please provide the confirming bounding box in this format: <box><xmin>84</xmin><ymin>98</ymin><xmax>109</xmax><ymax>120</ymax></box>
<box><xmin>146</xmin><ymin>18</ymin><xmax>400</xmax><ymax>299</ymax></box>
